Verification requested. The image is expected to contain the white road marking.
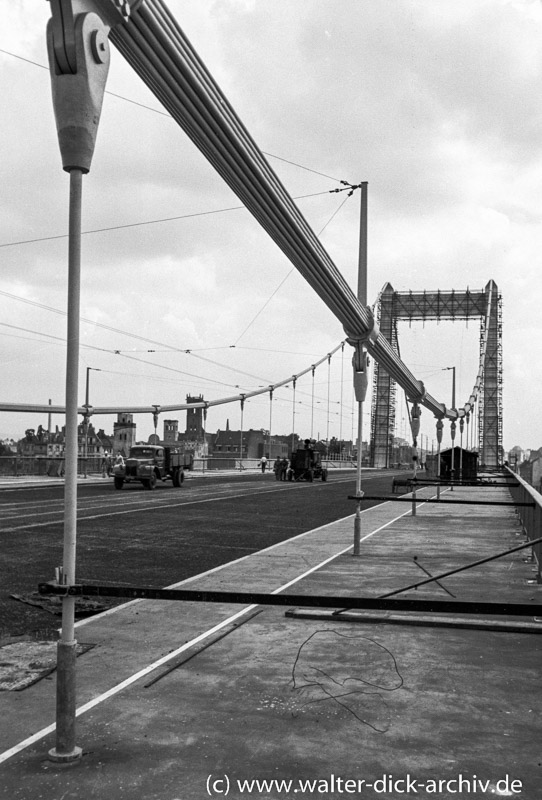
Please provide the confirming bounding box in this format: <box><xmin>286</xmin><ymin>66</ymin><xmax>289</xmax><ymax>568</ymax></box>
<box><xmin>0</xmin><ymin>501</ymin><xmax>412</xmax><ymax>764</ymax></box>
<box><xmin>0</xmin><ymin>478</ymin><xmax>356</xmax><ymax>533</ymax></box>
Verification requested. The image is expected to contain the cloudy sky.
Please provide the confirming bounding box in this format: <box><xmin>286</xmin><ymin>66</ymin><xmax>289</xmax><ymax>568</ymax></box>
<box><xmin>1</xmin><ymin>0</ymin><xmax>540</xmax><ymax>453</ymax></box>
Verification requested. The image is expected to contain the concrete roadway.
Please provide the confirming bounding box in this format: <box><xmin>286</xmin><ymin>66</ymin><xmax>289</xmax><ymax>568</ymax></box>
<box><xmin>0</xmin><ymin>479</ymin><xmax>540</xmax><ymax>799</ymax></box>
<box><xmin>0</xmin><ymin>468</ymin><xmax>399</xmax><ymax>639</ymax></box>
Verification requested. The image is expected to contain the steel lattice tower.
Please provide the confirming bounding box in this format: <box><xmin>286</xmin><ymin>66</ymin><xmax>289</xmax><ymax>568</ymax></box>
<box><xmin>370</xmin><ymin>281</ymin><xmax>503</xmax><ymax>468</ymax></box>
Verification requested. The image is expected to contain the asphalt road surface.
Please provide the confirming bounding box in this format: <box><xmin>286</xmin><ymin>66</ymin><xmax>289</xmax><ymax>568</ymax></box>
<box><xmin>0</xmin><ymin>469</ymin><xmax>401</xmax><ymax>639</ymax></box>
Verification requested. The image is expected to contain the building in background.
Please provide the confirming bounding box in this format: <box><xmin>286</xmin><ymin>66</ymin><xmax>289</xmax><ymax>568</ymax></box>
<box><xmin>508</xmin><ymin>445</ymin><xmax>524</xmax><ymax>468</ymax></box>
<box><xmin>518</xmin><ymin>447</ymin><xmax>542</xmax><ymax>492</ymax></box>
<box><xmin>9</xmin><ymin>393</ymin><xmax>358</xmax><ymax>472</ymax></box>
<box><xmin>113</xmin><ymin>413</ymin><xmax>137</xmax><ymax>457</ymax></box>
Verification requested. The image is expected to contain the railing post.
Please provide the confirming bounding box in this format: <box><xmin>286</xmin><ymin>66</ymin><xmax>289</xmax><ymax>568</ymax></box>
<box><xmin>509</xmin><ymin>470</ymin><xmax>542</xmax><ymax>584</ymax></box>
<box><xmin>535</xmin><ymin>502</ymin><xmax>541</xmax><ymax>583</ymax></box>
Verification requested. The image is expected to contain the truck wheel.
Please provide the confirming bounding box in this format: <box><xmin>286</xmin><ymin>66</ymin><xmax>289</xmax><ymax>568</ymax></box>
<box><xmin>146</xmin><ymin>473</ymin><xmax>157</xmax><ymax>490</ymax></box>
<box><xmin>321</xmin><ymin>470</ymin><xmax>328</xmax><ymax>482</ymax></box>
<box><xmin>114</xmin><ymin>477</ymin><xmax>124</xmax><ymax>490</ymax></box>
<box><xmin>172</xmin><ymin>468</ymin><xmax>183</xmax><ymax>488</ymax></box>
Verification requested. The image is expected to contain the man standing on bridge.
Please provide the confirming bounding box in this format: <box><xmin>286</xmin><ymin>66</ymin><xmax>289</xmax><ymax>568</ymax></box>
<box><xmin>280</xmin><ymin>457</ymin><xmax>289</xmax><ymax>481</ymax></box>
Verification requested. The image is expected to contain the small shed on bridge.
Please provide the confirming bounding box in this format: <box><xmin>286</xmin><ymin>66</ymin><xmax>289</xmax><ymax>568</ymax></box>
<box><xmin>426</xmin><ymin>446</ymin><xmax>478</xmax><ymax>481</ymax></box>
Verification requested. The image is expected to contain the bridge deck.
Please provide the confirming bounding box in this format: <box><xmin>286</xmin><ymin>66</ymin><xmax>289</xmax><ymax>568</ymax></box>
<box><xmin>1</xmin><ymin>481</ymin><xmax>540</xmax><ymax>798</ymax></box>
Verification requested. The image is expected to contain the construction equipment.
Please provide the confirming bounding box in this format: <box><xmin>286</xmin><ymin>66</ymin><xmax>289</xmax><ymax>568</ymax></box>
<box><xmin>287</xmin><ymin>444</ymin><xmax>328</xmax><ymax>483</ymax></box>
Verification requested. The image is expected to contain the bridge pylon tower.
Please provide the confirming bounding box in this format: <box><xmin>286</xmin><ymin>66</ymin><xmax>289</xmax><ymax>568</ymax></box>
<box><xmin>370</xmin><ymin>280</ymin><xmax>502</xmax><ymax>469</ymax></box>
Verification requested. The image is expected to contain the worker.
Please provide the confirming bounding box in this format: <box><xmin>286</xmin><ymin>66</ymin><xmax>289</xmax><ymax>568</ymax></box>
<box><xmin>259</xmin><ymin>455</ymin><xmax>267</xmax><ymax>473</ymax></box>
<box><xmin>273</xmin><ymin>456</ymin><xmax>282</xmax><ymax>480</ymax></box>
<box><xmin>279</xmin><ymin>457</ymin><xmax>289</xmax><ymax>481</ymax></box>
<box><xmin>303</xmin><ymin>438</ymin><xmax>315</xmax><ymax>466</ymax></box>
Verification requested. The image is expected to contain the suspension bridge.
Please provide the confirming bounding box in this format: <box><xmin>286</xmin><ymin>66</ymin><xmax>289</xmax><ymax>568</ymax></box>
<box><xmin>1</xmin><ymin>0</ymin><xmax>504</xmax><ymax>468</ymax></box>
<box><xmin>0</xmin><ymin>2</ymin><xmax>538</xmax><ymax>795</ymax></box>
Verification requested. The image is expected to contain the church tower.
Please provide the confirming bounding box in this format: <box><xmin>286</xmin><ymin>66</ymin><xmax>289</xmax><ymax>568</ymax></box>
<box><xmin>186</xmin><ymin>395</ymin><xmax>204</xmax><ymax>439</ymax></box>
<box><xmin>113</xmin><ymin>412</ymin><xmax>136</xmax><ymax>456</ymax></box>
<box><xmin>163</xmin><ymin>419</ymin><xmax>178</xmax><ymax>442</ymax></box>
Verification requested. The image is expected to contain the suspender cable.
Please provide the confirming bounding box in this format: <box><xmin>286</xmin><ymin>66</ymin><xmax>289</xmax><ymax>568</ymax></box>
<box><xmin>310</xmin><ymin>365</ymin><xmax>315</xmax><ymax>440</ymax></box>
<box><xmin>239</xmin><ymin>395</ymin><xmax>245</xmax><ymax>472</ymax></box>
<box><xmin>152</xmin><ymin>405</ymin><xmax>160</xmax><ymax>440</ymax></box>
<box><xmin>326</xmin><ymin>353</ymin><xmax>331</xmax><ymax>451</ymax></box>
<box><xmin>339</xmin><ymin>342</ymin><xmax>345</xmax><ymax>446</ymax></box>
<box><xmin>202</xmin><ymin>404</ymin><xmax>207</xmax><ymax>474</ymax></box>
<box><xmin>268</xmin><ymin>388</ymin><xmax>273</xmax><ymax>460</ymax></box>
<box><xmin>291</xmin><ymin>377</ymin><xmax>297</xmax><ymax>453</ymax></box>
<box><xmin>351</xmin><ymin>383</ymin><xmax>355</xmax><ymax>452</ymax></box>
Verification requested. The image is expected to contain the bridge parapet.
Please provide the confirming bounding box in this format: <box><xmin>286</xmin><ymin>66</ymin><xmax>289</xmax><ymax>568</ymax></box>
<box><xmin>506</xmin><ymin>466</ymin><xmax>542</xmax><ymax>584</ymax></box>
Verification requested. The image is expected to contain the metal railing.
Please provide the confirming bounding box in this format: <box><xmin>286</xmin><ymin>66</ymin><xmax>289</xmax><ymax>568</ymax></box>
<box><xmin>0</xmin><ymin>454</ymin><xmax>358</xmax><ymax>479</ymax></box>
<box><xmin>0</xmin><ymin>455</ymin><xmax>106</xmax><ymax>478</ymax></box>
<box><xmin>506</xmin><ymin>466</ymin><xmax>541</xmax><ymax>583</ymax></box>
<box><xmin>192</xmin><ymin>457</ymin><xmax>357</xmax><ymax>472</ymax></box>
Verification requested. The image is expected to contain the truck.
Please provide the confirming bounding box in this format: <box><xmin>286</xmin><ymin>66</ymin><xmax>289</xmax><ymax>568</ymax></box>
<box><xmin>287</xmin><ymin>445</ymin><xmax>328</xmax><ymax>482</ymax></box>
<box><xmin>113</xmin><ymin>445</ymin><xmax>193</xmax><ymax>490</ymax></box>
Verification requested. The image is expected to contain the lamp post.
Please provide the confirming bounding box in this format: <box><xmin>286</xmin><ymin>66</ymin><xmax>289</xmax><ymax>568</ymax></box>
<box><xmin>353</xmin><ymin>181</ymin><xmax>368</xmax><ymax>556</ymax></box>
<box><xmin>83</xmin><ymin>367</ymin><xmax>100</xmax><ymax>479</ymax></box>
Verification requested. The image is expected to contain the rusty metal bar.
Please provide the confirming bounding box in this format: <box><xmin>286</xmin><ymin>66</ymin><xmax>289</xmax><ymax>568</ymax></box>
<box><xmin>348</xmin><ymin>495</ymin><xmax>535</xmax><ymax>507</ymax></box>
<box><xmin>38</xmin><ymin>581</ymin><xmax>540</xmax><ymax>617</ymax></box>
<box><xmin>395</xmin><ymin>479</ymin><xmax>520</xmax><ymax>488</ymax></box>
